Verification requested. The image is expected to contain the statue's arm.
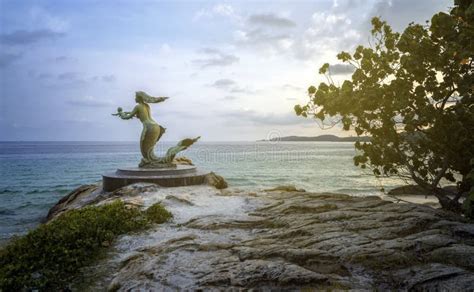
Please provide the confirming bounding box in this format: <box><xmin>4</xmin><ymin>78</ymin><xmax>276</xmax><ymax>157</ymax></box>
<box><xmin>121</xmin><ymin>106</ymin><xmax>138</xmax><ymax>119</ymax></box>
<box><xmin>113</xmin><ymin>106</ymin><xmax>138</xmax><ymax>120</ymax></box>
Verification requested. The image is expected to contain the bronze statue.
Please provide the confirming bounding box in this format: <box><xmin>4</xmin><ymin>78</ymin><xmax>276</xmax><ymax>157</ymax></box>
<box><xmin>113</xmin><ymin>91</ymin><xmax>200</xmax><ymax>168</ymax></box>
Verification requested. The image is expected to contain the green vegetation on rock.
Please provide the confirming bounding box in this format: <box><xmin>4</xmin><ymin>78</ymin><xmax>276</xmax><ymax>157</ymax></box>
<box><xmin>145</xmin><ymin>202</ymin><xmax>173</xmax><ymax>223</ymax></box>
<box><xmin>0</xmin><ymin>200</ymin><xmax>172</xmax><ymax>291</ymax></box>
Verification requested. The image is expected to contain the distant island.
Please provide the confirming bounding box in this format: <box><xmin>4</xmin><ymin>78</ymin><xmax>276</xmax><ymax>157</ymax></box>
<box><xmin>260</xmin><ymin>134</ymin><xmax>371</xmax><ymax>142</ymax></box>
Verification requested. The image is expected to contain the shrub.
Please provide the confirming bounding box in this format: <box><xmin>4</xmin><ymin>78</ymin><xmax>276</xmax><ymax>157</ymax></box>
<box><xmin>145</xmin><ymin>203</ymin><xmax>173</xmax><ymax>223</ymax></box>
<box><xmin>0</xmin><ymin>201</ymin><xmax>171</xmax><ymax>291</ymax></box>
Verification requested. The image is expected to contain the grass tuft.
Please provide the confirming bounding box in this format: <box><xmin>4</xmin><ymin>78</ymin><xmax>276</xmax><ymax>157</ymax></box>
<box><xmin>145</xmin><ymin>203</ymin><xmax>173</xmax><ymax>223</ymax></box>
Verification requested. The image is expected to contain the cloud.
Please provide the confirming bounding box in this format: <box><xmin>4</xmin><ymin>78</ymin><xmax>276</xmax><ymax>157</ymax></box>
<box><xmin>369</xmin><ymin>0</ymin><xmax>451</xmax><ymax>32</ymax></box>
<box><xmin>192</xmin><ymin>48</ymin><xmax>239</xmax><ymax>68</ymax></box>
<box><xmin>281</xmin><ymin>84</ymin><xmax>303</xmax><ymax>91</ymax></box>
<box><xmin>248</xmin><ymin>13</ymin><xmax>296</xmax><ymax>28</ymax></box>
<box><xmin>222</xmin><ymin>109</ymin><xmax>314</xmax><ymax>126</ymax></box>
<box><xmin>54</xmin><ymin>56</ymin><xmax>74</xmax><ymax>62</ymax></box>
<box><xmin>221</xmin><ymin>95</ymin><xmax>238</xmax><ymax>101</ymax></box>
<box><xmin>0</xmin><ymin>8</ymin><xmax>68</xmax><ymax>68</ymax></box>
<box><xmin>211</xmin><ymin>78</ymin><xmax>236</xmax><ymax>89</ymax></box>
<box><xmin>66</xmin><ymin>96</ymin><xmax>113</xmax><ymax>107</ymax></box>
<box><xmin>37</xmin><ymin>73</ymin><xmax>53</xmax><ymax>80</ymax></box>
<box><xmin>234</xmin><ymin>28</ymin><xmax>293</xmax><ymax>54</ymax></box>
<box><xmin>212</xmin><ymin>4</ymin><xmax>235</xmax><ymax>17</ymax></box>
<box><xmin>0</xmin><ymin>52</ymin><xmax>22</xmax><ymax>67</ymax></box>
<box><xmin>328</xmin><ymin>64</ymin><xmax>355</xmax><ymax>75</ymax></box>
<box><xmin>2</xmin><ymin>7</ymin><xmax>69</xmax><ymax>45</ymax></box>
<box><xmin>58</xmin><ymin>72</ymin><xmax>81</xmax><ymax>81</ymax></box>
<box><xmin>0</xmin><ymin>29</ymin><xmax>65</xmax><ymax>45</ymax></box>
<box><xmin>235</xmin><ymin>29</ymin><xmax>292</xmax><ymax>45</ymax></box>
<box><xmin>193</xmin><ymin>3</ymin><xmax>239</xmax><ymax>21</ymax></box>
<box><xmin>160</xmin><ymin>43</ymin><xmax>172</xmax><ymax>54</ymax></box>
<box><xmin>234</xmin><ymin>13</ymin><xmax>296</xmax><ymax>54</ymax></box>
<box><xmin>293</xmin><ymin>12</ymin><xmax>361</xmax><ymax>60</ymax></box>
<box><xmin>29</xmin><ymin>6</ymin><xmax>69</xmax><ymax>32</ymax></box>
<box><xmin>210</xmin><ymin>78</ymin><xmax>256</xmax><ymax>94</ymax></box>
<box><xmin>230</xmin><ymin>86</ymin><xmax>256</xmax><ymax>94</ymax></box>
<box><xmin>101</xmin><ymin>75</ymin><xmax>116</xmax><ymax>82</ymax></box>
<box><xmin>90</xmin><ymin>75</ymin><xmax>117</xmax><ymax>82</ymax></box>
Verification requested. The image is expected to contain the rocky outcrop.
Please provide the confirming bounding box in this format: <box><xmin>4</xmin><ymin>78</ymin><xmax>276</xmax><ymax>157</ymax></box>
<box><xmin>45</xmin><ymin>184</ymin><xmax>100</xmax><ymax>221</ymax></box>
<box><xmin>264</xmin><ymin>184</ymin><xmax>306</xmax><ymax>192</ymax></box>
<box><xmin>388</xmin><ymin>184</ymin><xmax>459</xmax><ymax>197</ymax></box>
<box><xmin>46</xmin><ymin>173</ymin><xmax>228</xmax><ymax>222</ymax></box>
<box><xmin>52</xmin><ymin>184</ymin><xmax>474</xmax><ymax>290</ymax></box>
<box><xmin>388</xmin><ymin>185</ymin><xmax>427</xmax><ymax>196</ymax></box>
<box><xmin>204</xmin><ymin>172</ymin><xmax>228</xmax><ymax>189</ymax></box>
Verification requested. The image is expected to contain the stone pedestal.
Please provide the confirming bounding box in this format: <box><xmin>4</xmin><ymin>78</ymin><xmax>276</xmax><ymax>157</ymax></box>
<box><xmin>102</xmin><ymin>165</ymin><xmax>209</xmax><ymax>192</ymax></box>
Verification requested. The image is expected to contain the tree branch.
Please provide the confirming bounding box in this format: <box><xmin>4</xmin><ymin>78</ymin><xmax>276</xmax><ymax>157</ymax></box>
<box><xmin>438</xmin><ymin>88</ymin><xmax>456</xmax><ymax>111</ymax></box>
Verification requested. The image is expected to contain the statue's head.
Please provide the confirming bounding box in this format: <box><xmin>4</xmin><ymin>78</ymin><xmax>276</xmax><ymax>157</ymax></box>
<box><xmin>135</xmin><ymin>91</ymin><xmax>144</xmax><ymax>103</ymax></box>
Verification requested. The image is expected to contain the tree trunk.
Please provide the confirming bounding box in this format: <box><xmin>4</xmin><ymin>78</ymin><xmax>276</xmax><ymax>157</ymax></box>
<box><xmin>432</xmin><ymin>188</ymin><xmax>463</xmax><ymax>213</ymax></box>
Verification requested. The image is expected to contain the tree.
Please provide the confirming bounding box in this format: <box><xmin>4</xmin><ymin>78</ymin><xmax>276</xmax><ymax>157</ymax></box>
<box><xmin>295</xmin><ymin>0</ymin><xmax>473</xmax><ymax>213</ymax></box>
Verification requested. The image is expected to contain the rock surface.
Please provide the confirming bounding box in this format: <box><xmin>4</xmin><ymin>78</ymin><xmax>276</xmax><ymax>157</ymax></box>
<box><xmin>48</xmin><ymin>184</ymin><xmax>474</xmax><ymax>290</ymax></box>
<box><xmin>203</xmin><ymin>172</ymin><xmax>228</xmax><ymax>189</ymax></box>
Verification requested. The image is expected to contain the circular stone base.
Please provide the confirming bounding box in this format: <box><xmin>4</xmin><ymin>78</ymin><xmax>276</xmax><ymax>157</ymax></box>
<box><xmin>102</xmin><ymin>165</ymin><xmax>209</xmax><ymax>192</ymax></box>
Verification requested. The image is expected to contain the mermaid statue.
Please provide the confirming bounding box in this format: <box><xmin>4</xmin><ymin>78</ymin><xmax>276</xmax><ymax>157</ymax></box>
<box><xmin>113</xmin><ymin>91</ymin><xmax>200</xmax><ymax>168</ymax></box>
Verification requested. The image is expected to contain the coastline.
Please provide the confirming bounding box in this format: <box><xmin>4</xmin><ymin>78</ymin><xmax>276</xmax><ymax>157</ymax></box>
<box><xmin>0</xmin><ymin>141</ymin><xmax>409</xmax><ymax>242</ymax></box>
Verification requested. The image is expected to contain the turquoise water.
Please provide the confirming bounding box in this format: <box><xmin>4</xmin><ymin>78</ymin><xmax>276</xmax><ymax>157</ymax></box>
<box><xmin>0</xmin><ymin>141</ymin><xmax>403</xmax><ymax>242</ymax></box>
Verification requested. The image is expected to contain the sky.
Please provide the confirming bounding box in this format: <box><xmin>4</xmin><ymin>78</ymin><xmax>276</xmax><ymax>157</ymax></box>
<box><xmin>0</xmin><ymin>0</ymin><xmax>452</xmax><ymax>141</ymax></box>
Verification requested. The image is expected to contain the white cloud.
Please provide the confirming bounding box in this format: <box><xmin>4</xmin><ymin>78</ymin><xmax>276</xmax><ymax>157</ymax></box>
<box><xmin>66</xmin><ymin>96</ymin><xmax>113</xmax><ymax>107</ymax></box>
<box><xmin>293</xmin><ymin>12</ymin><xmax>361</xmax><ymax>60</ymax></box>
<box><xmin>29</xmin><ymin>7</ymin><xmax>69</xmax><ymax>33</ymax></box>
<box><xmin>160</xmin><ymin>43</ymin><xmax>172</xmax><ymax>54</ymax></box>
<box><xmin>193</xmin><ymin>3</ymin><xmax>240</xmax><ymax>22</ymax></box>
<box><xmin>248</xmin><ymin>13</ymin><xmax>296</xmax><ymax>28</ymax></box>
<box><xmin>192</xmin><ymin>48</ymin><xmax>239</xmax><ymax>68</ymax></box>
<box><xmin>231</xmin><ymin>12</ymin><xmax>300</xmax><ymax>56</ymax></box>
<box><xmin>213</xmin><ymin>4</ymin><xmax>235</xmax><ymax>17</ymax></box>
<box><xmin>222</xmin><ymin>109</ymin><xmax>314</xmax><ymax>126</ymax></box>
<box><xmin>211</xmin><ymin>78</ymin><xmax>236</xmax><ymax>89</ymax></box>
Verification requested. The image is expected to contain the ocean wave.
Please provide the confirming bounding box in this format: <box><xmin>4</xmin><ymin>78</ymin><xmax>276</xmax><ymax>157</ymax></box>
<box><xmin>334</xmin><ymin>187</ymin><xmax>383</xmax><ymax>194</ymax></box>
<box><xmin>0</xmin><ymin>208</ymin><xmax>15</xmax><ymax>215</ymax></box>
<box><xmin>0</xmin><ymin>189</ymin><xmax>20</xmax><ymax>194</ymax></box>
<box><xmin>26</xmin><ymin>190</ymin><xmax>49</xmax><ymax>195</ymax></box>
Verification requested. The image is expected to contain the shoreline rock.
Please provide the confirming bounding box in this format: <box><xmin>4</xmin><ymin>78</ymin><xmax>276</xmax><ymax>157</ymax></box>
<box><xmin>45</xmin><ymin>184</ymin><xmax>474</xmax><ymax>290</ymax></box>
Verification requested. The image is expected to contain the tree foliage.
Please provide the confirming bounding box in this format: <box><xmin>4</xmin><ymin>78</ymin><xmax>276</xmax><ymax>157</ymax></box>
<box><xmin>295</xmin><ymin>0</ymin><xmax>473</xmax><ymax>212</ymax></box>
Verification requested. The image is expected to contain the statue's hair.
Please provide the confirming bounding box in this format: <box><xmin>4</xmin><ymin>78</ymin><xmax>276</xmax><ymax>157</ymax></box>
<box><xmin>135</xmin><ymin>91</ymin><xmax>163</xmax><ymax>103</ymax></box>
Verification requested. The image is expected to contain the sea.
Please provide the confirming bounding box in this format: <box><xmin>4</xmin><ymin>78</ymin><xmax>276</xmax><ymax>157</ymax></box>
<box><xmin>0</xmin><ymin>141</ymin><xmax>404</xmax><ymax>243</ymax></box>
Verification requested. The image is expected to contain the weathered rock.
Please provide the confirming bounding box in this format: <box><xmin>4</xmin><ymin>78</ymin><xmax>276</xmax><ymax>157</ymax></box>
<box><xmin>264</xmin><ymin>185</ymin><xmax>306</xmax><ymax>192</ymax></box>
<box><xmin>430</xmin><ymin>244</ymin><xmax>474</xmax><ymax>270</ymax></box>
<box><xmin>54</xmin><ymin>184</ymin><xmax>474</xmax><ymax>290</ymax></box>
<box><xmin>45</xmin><ymin>183</ymin><xmax>161</xmax><ymax>221</ymax></box>
<box><xmin>388</xmin><ymin>185</ymin><xmax>427</xmax><ymax>196</ymax></box>
<box><xmin>391</xmin><ymin>263</ymin><xmax>474</xmax><ymax>291</ymax></box>
<box><xmin>45</xmin><ymin>184</ymin><xmax>100</xmax><ymax>221</ymax></box>
<box><xmin>204</xmin><ymin>172</ymin><xmax>228</xmax><ymax>189</ymax></box>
